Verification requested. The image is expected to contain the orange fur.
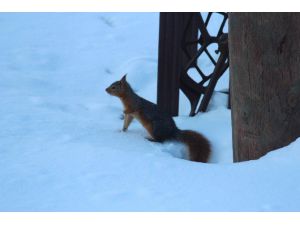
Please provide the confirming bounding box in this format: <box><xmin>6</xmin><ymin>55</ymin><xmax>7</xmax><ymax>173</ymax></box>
<box><xmin>106</xmin><ymin>75</ymin><xmax>211</xmax><ymax>163</ymax></box>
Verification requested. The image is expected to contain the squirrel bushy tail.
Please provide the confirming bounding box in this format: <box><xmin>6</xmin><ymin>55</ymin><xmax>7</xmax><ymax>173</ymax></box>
<box><xmin>106</xmin><ymin>74</ymin><xmax>211</xmax><ymax>163</ymax></box>
<box><xmin>175</xmin><ymin>129</ymin><xmax>211</xmax><ymax>163</ymax></box>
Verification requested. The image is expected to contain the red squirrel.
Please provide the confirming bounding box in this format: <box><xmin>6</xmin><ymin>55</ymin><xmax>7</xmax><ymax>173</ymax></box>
<box><xmin>106</xmin><ymin>75</ymin><xmax>211</xmax><ymax>162</ymax></box>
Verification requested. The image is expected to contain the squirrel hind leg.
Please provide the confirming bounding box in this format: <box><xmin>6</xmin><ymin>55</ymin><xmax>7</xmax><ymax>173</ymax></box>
<box><xmin>145</xmin><ymin>137</ymin><xmax>163</xmax><ymax>143</ymax></box>
<box><xmin>151</xmin><ymin>120</ymin><xmax>177</xmax><ymax>142</ymax></box>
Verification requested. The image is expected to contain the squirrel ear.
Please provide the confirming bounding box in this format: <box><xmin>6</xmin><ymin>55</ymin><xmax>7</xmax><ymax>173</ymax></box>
<box><xmin>120</xmin><ymin>74</ymin><xmax>127</xmax><ymax>83</ymax></box>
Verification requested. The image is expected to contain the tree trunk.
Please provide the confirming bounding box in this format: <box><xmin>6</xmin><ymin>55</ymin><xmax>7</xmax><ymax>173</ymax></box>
<box><xmin>229</xmin><ymin>13</ymin><xmax>300</xmax><ymax>162</ymax></box>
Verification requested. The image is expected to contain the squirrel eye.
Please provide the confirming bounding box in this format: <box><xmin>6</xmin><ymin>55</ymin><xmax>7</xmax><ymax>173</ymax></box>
<box><xmin>111</xmin><ymin>86</ymin><xmax>116</xmax><ymax>90</ymax></box>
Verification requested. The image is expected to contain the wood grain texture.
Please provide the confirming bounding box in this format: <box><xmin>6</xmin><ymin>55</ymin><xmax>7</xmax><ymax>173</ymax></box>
<box><xmin>229</xmin><ymin>13</ymin><xmax>300</xmax><ymax>162</ymax></box>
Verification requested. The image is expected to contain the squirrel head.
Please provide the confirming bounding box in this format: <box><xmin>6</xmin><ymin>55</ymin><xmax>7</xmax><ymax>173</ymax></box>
<box><xmin>106</xmin><ymin>74</ymin><xmax>129</xmax><ymax>97</ymax></box>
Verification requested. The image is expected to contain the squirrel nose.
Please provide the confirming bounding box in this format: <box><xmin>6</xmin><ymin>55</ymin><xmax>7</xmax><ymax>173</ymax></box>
<box><xmin>105</xmin><ymin>88</ymin><xmax>109</xmax><ymax>93</ymax></box>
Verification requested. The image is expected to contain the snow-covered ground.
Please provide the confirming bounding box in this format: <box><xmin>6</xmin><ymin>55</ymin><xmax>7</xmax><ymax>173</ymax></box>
<box><xmin>0</xmin><ymin>13</ymin><xmax>299</xmax><ymax>211</ymax></box>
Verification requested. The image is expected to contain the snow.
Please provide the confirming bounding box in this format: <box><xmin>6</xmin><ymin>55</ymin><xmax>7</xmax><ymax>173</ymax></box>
<box><xmin>0</xmin><ymin>13</ymin><xmax>300</xmax><ymax>211</ymax></box>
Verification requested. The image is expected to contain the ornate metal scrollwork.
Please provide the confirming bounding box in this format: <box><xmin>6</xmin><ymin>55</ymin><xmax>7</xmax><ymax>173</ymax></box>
<box><xmin>180</xmin><ymin>12</ymin><xmax>229</xmax><ymax>116</ymax></box>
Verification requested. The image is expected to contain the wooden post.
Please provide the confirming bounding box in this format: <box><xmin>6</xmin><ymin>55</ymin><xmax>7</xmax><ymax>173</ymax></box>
<box><xmin>229</xmin><ymin>13</ymin><xmax>300</xmax><ymax>162</ymax></box>
<box><xmin>157</xmin><ymin>13</ymin><xmax>198</xmax><ymax>116</ymax></box>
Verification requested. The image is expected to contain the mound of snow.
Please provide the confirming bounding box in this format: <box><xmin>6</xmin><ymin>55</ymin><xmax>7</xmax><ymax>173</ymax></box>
<box><xmin>0</xmin><ymin>13</ymin><xmax>299</xmax><ymax>211</ymax></box>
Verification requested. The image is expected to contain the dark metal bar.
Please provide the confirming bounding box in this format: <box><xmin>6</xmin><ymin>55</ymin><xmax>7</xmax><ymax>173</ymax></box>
<box><xmin>157</xmin><ymin>13</ymin><xmax>198</xmax><ymax>116</ymax></box>
<box><xmin>157</xmin><ymin>12</ymin><xmax>229</xmax><ymax>116</ymax></box>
